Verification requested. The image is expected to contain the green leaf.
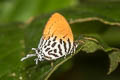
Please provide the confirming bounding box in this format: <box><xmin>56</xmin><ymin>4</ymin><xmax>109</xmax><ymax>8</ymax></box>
<box><xmin>21</xmin><ymin>12</ymin><xmax>116</xmax><ymax>79</ymax></box>
<box><xmin>0</xmin><ymin>23</ymin><xmax>24</xmax><ymax>79</ymax></box>
<box><xmin>108</xmin><ymin>49</ymin><xmax>120</xmax><ymax>74</ymax></box>
<box><xmin>21</xmin><ymin>3</ymin><xmax>120</xmax><ymax>78</ymax></box>
<box><xmin>1</xmin><ymin>1</ymin><xmax>120</xmax><ymax>80</ymax></box>
<box><xmin>79</xmin><ymin>36</ymin><xmax>105</xmax><ymax>53</ymax></box>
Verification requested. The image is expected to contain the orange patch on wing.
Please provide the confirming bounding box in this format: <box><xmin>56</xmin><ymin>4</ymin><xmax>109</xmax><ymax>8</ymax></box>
<box><xmin>43</xmin><ymin>13</ymin><xmax>73</xmax><ymax>42</ymax></box>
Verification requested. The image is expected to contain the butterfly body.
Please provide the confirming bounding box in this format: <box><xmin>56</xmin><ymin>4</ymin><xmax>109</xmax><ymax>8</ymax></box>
<box><xmin>21</xmin><ymin>13</ymin><xmax>77</xmax><ymax>64</ymax></box>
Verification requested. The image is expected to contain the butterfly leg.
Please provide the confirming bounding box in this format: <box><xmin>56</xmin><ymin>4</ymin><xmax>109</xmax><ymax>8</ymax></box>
<box><xmin>20</xmin><ymin>48</ymin><xmax>38</xmax><ymax>61</ymax></box>
<box><xmin>21</xmin><ymin>54</ymin><xmax>36</xmax><ymax>61</ymax></box>
<box><xmin>34</xmin><ymin>58</ymin><xmax>39</xmax><ymax>64</ymax></box>
<box><xmin>32</xmin><ymin>48</ymin><xmax>39</xmax><ymax>54</ymax></box>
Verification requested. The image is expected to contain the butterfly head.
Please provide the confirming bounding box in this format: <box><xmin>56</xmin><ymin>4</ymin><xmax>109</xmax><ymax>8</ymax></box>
<box><xmin>32</xmin><ymin>48</ymin><xmax>44</xmax><ymax>62</ymax></box>
<box><xmin>20</xmin><ymin>48</ymin><xmax>44</xmax><ymax>64</ymax></box>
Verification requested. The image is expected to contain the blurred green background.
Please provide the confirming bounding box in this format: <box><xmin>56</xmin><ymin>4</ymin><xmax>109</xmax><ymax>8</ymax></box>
<box><xmin>0</xmin><ymin>0</ymin><xmax>120</xmax><ymax>80</ymax></box>
<box><xmin>0</xmin><ymin>0</ymin><xmax>77</xmax><ymax>22</ymax></box>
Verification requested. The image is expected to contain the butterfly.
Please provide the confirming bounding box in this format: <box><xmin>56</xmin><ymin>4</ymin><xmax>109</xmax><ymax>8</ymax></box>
<box><xmin>21</xmin><ymin>13</ymin><xmax>77</xmax><ymax>64</ymax></box>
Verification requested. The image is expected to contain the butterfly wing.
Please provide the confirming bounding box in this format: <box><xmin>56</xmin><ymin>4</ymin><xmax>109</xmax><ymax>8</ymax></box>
<box><xmin>38</xmin><ymin>13</ymin><xmax>74</xmax><ymax>60</ymax></box>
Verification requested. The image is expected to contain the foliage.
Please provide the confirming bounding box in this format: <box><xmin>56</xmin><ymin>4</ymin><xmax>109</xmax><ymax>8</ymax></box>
<box><xmin>0</xmin><ymin>0</ymin><xmax>120</xmax><ymax>80</ymax></box>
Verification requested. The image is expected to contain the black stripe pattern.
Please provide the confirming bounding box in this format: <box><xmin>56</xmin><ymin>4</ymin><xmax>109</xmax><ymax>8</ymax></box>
<box><xmin>37</xmin><ymin>36</ymin><xmax>76</xmax><ymax>61</ymax></box>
